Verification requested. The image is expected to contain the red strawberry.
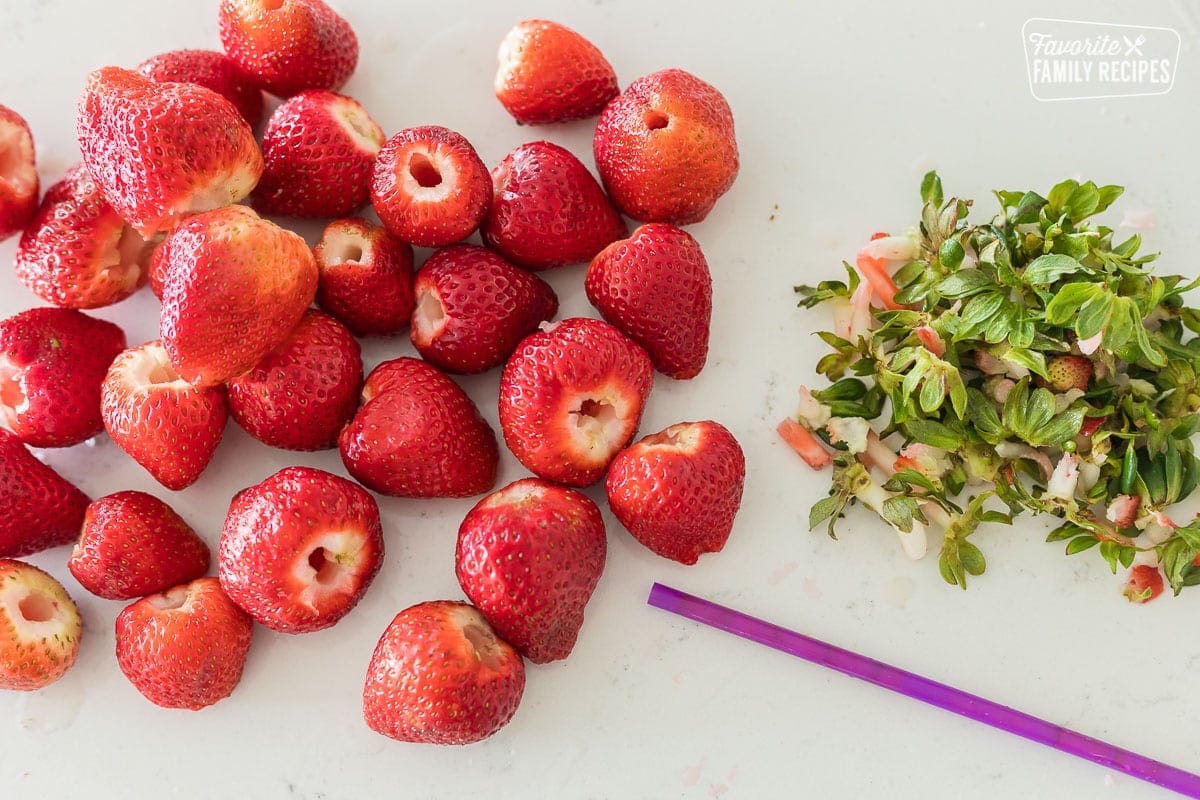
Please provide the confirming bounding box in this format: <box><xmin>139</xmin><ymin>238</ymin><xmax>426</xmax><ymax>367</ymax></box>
<box><xmin>0</xmin><ymin>105</ymin><xmax>38</xmax><ymax>241</ymax></box>
<box><xmin>218</xmin><ymin>0</ymin><xmax>358</xmax><ymax>98</ymax></box>
<box><xmin>218</xmin><ymin>466</ymin><xmax>383</xmax><ymax>633</ymax></box>
<box><xmin>158</xmin><ymin>205</ymin><xmax>317</xmax><ymax>386</ymax></box>
<box><xmin>136</xmin><ymin>49</ymin><xmax>264</xmax><ymax>127</ymax></box>
<box><xmin>494</xmin><ymin>19</ymin><xmax>619</xmax><ymax>125</ymax></box>
<box><xmin>252</xmin><ymin>90</ymin><xmax>384</xmax><ymax>218</ymax></box>
<box><xmin>0</xmin><ymin>307</ymin><xmax>126</xmax><ymax>447</ymax></box>
<box><xmin>410</xmin><ymin>245</ymin><xmax>558</xmax><ymax>373</ymax></box>
<box><xmin>339</xmin><ymin>358</ymin><xmax>498</xmax><ymax>498</ymax></box>
<box><xmin>1124</xmin><ymin>564</ymin><xmax>1164</xmax><ymax>604</ymax></box>
<box><xmin>499</xmin><ymin>317</ymin><xmax>653</xmax><ymax>487</ymax></box>
<box><xmin>456</xmin><ymin>478</ymin><xmax>606</xmax><ymax>663</ymax></box>
<box><xmin>313</xmin><ymin>217</ymin><xmax>415</xmax><ymax>336</ymax></box>
<box><xmin>101</xmin><ymin>341</ymin><xmax>227</xmax><ymax>490</ymax></box>
<box><xmin>481</xmin><ymin>141</ymin><xmax>626</xmax><ymax>270</ymax></box>
<box><xmin>76</xmin><ymin>66</ymin><xmax>263</xmax><ymax>237</ymax></box>
<box><xmin>14</xmin><ymin>165</ymin><xmax>153</xmax><ymax>309</ymax></box>
<box><xmin>585</xmin><ymin>223</ymin><xmax>712</xmax><ymax>379</ymax></box>
<box><xmin>0</xmin><ymin>431</ymin><xmax>90</xmax><ymax>558</ymax></box>
<box><xmin>68</xmin><ymin>491</ymin><xmax>210</xmax><ymax>600</ymax></box>
<box><xmin>606</xmin><ymin>420</ymin><xmax>746</xmax><ymax>565</ymax></box>
<box><xmin>115</xmin><ymin>577</ymin><xmax>253</xmax><ymax>710</ymax></box>
<box><xmin>1046</xmin><ymin>355</ymin><xmax>1093</xmax><ymax>392</ymax></box>
<box><xmin>362</xmin><ymin>600</ymin><xmax>525</xmax><ymax>745</ymax></box>
<box><xmin>593</xmin><ymin>68</ymin><xmax>738</xmax><ymax>225</ymax></box>
<box><xmin>370</xmin><ymin>126</ymin><xmax>491</xmax><ymax>248</ymax></box>
<box><xmin>227</xmin><ymin>309</ymin><xmax>362</xmax><ymax>451</ymax></box>
<box><xmin>0</xmin><ymin>560</ymin><xmax>82</xmax><ymax>691</ymax></box>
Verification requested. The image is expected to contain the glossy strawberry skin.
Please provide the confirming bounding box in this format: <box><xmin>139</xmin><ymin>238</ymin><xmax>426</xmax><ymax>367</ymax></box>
<box><xmin>68</xmin><ymin>491</ymin><xmax>210</xmax><ymax>600</ymax></box>
<box><xmin>585</xmin><ymin>223</ymin><xmax>713</xmax><ymax>379</ymax></box>
<box><xmin>115</xmin><ymin>577</ymin><xmax>253</xmax><ymax>710</ymax></box>
<box><xmin>0</xmin><ymin>559</ymin><xmax>83</xmax><ymax>691</ymax></box>
<box><xmin>593</xmin><ymin>69</ymin><xmax>738</xmax><ymax>225</ymax></box>
<box><xmin>482</xmin><ymin>141</ymin><xmax>626</xmax><ymax>270</ymax></box>
<box><xmin>0</xmin><ymin>431</ymin><xmax>90</xmax><ymax>559</ymax></box>
<box><xmin>410</xmin><ymin>245</ymin><xmax>558</xmax><ymax>374</ymax></box>
<box><xmin>0</xmin><ymin>105</ymin><xmax>39</xmax><ymax>241</ymax></box>
<box><xmin>136</xmin><ymin>49</ymin><xmax>264</xmax><ymax>127</ymax></box>
<box><xmin>606</xmin><ymin>420</ymin><xmax>746</xmax><ymax>565</ymax></box>
<box><xmin>494</xmin><ymin>20</ymin><xmax>618</xmax><ymax>125</ymax></box>
<box><xmin>228</xmin><ymin>310</ymin><xmax>362</xmax><ymax>451</ymax></box>
<box><xmin>313</xmin><ymin>218</ymin><xmax>415</xmax><ymax>337</ymax></box>
<box><xmin>0</xmin><ymin>307</ymin><xmax>126</xmax><ymax>448</ymax></box>
<box><xmin>339</xmin><ymin>358</ymin><xmax>499</xmax><ymax>498</ymax></box>
<box><xmin>456</xmin><ymin>478</ymin><xmax>606</xmax><ymax>663</ymax></box>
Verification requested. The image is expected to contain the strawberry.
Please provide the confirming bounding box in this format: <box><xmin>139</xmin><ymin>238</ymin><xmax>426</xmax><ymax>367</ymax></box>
<box><xmin>606</xmin><ymin>420</ymin><xmax>746</xmax><ymax>565</ymax></box>
<box><xmin>0</xmin><ymin>105</ymin><xmax>38</xmax><ymax>241</ymax></box>
<box><xmin>252</xmin><ymin>90</ymin><xmax>384</xmax><ymax>218</ymax></box>
<box><xmin>499</xmin><ymin>317</ymin><xmax>653</xmax><ymax>487</ymax></box>
<box><xmin>76</xmin><ymin>66</ymin><xmax>263</xmax><ymax>237</ymax></box>
<box><xmin>1124</xmin><ymin>564</ymin><xmax>1164</xmax><ymax>604</ymax></box>
<box><xmin>1046</xmin><ymin>355</ymin><xmax>1093</xmax><ymax>392</ymax></box>
<box><xmin>593</xmin><ymin>68</ymin><xmax>738</xmax><ymax>225</ymax></box>
<box><xmin>228</xmin><ymin>310</ymin><xmax>362</xmax><ymax>451</ymax></box>
<box><xmin>0</xmin><ymin>307</ymin><xmax>126</xmax><ymax>447</ymax></box>
<box><xmin>0</xmin><ymin>431</ymin><xmax>90</xmax><ymax>559</ymax></box>
<box><xmin>494</xmin><ymin>19</ymin><xmax>619</xmax><ymax>125</ymax></box>
<box><xmin>456</xmin><ymin>478</ymin><xmax>606</xmax><ymax>663</ymax></box>
<box><xmin>410</xmin><ymin>245</ymin><xmax>558</xmax><ymax>374</ymax></box>
<box><xmin>115</xmin><ymin>577</ymin><xmax>253</xmax><ymax>710</ymax></box>
<box><xmin>0</xmin><ymin>560</ymin><xmax>82</xmax><ymax>691</ymax></box>
<box><xmin>362</xmin><ymin>600</ymin><xmax>525</xmax><ymax>744</ymax></box>
<box><xmin>340</xmin><ymin>358</ymin><xmax>498</xmax><ymax>497</ymax></box>
<box><xmin>157</xmin><ymin>205</ymin><xmax>318</xmax><ymax>386</ymax></box>
<box><xmin>136</xmin><ymin>49</ymin><xmax>264</xmax><ymax>127</ymax></box>
<box><xmin>370</xmin><ymin>126</ymin><xmax>491</xmax><ymax>248</ymax></box>
<box><xmin>313</xmin><ymin>217</ymin><xmax>415</xmax><ymax>336</ymax></box>
<box><xmin>481</xmin><ymin>141</ymin><xmax>626</xmax><ymax>270</ymax></box>
<box><xmin>585</xmin><ymin>223</ymin><xmax>712</xmax><ymax>379</ymax></box>
<box><xmin>218</xmin><ymin>0</ymin><xmax>358</xmax><ymax>98</ymax></box>
<box><xmin>101</xmin><ymin>341</ymin><xmax>228</xmax><ymax>490</ymax></box>
<box><xmin>218</xmin><ymin>466</ymin><xmax>383</xmax><ymax>633</ymax></box>
<box><xmin>68</xmin><ymin>491</ymin><xmax>210</xmax><ymax>601</ymax></box>
<box><xmin>14</xmin><ymin>165</ymin><xmax>153</xmax><ymax>309</ymax></box>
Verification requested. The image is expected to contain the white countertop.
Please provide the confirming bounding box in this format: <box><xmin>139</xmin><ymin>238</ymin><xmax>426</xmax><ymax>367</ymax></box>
<box><xmin>2</xmin><ymin>1</ymin><xmax>1199</xmax><ymax>798</ymax></box>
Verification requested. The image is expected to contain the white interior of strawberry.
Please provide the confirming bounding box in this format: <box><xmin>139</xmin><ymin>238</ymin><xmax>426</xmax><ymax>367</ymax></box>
<box><xmin>98</xmin><ymin>225</ymin><xmax>154</xmax><ymax>291</ymax></box>
<box><xmin>0</xmin><ymin>120</ymin><xmax>36</xmax><ymax>195</ymax></box>
<box><xmin>333</xmin><ymin>100</ymin><xmax>384</xmax><ymax>154</ymax></box>
<box><xmin>410</xmin><ymin>288</ymin><xmax>447</xmax><ymax>344</ymax></box>
<box><xmin>401</xmin><ymin>148</ymin><xmax>454</xmax><ymax>202</ymax></box>
<box><xmin>565</xmin><ymin>385</ymin><xmax>634</xmax><ymax>462</ymax></box>
<box><xmin>641</xmin><ymin>422</ymin><xmax>698</xmax><ymax>452</ymax></box>
<box><xmin>0</xmin><ymin>574</ymin><xmax>77</xmax><ymax>643</ymax></box>
<box><xmin>147</xmin><ymin>583</ymin><xmax>192</xmax><ymax>611</ymax></box>
<box><xmin>291</xmin><ymin>531</ymin><xmax>367</xmax><ymax>613</ymax></box>
<box><xmin>0</xmin><ymin>354</ymin><xmax>28</xmax><ymax>433</ymax></box>
<box><xmin>450</xmin><ymin>605</ymin><xmax>505</xmax><ymax>671</ymax></box>
<box><xmin>124</xmin><ymin>343</ymin><xmax>191</xmax><ymax>391</ymax></box>
<box><xmin>320</xmin><ymin>226</ymin><xmax>371</xmax><ymax>267</ymax></box>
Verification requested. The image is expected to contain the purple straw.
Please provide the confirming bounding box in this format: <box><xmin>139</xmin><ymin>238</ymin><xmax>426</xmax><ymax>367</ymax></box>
<box><xmin>647</xmin><ymin>582</ymin><xmax>1200</xmax><ymax>798</ymax></box>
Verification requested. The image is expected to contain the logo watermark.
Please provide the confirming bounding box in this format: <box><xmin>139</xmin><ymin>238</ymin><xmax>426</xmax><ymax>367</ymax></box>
<box><xmin>1022</xmin><ymin>18</ymin><xmax>1181</xmax><ymax>101</ymax></box>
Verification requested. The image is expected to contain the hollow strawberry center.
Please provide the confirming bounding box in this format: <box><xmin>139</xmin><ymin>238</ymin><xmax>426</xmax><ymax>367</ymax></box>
<box><xmin>408</xmin><ymin>153</ymin><xmax>443</xmax><ymax>188</ymax></box>
<box><xmin>124</xmin><ymin>343</ymin><xmax>191</xmax><ymax>391</ymax></box>
<box><xmin>320</xmin><ymin>228</ymin><xmax>370</xmax><ymax>266</ymax></box>
<box><xmin>644</xmin><ymin>110</ymin><xmax>669</xmax><ymax>130</ymax></box>
<box><xmin>411</xmin><ymin>288</ymin><xmax>447</xmax><ymax>343</ymax></box>
<box><xmin>307</xmin><ymin>547</ymin><xmax>343</xmax><ymax>586</ymax></box>
<box><xmin>643</xmin><ymin>423</ymin><xmax>699</xmax><ymax>452</ymax></box>
<box><xmin>18</xmin><ymin>592</ymin><xmax>55</xmax><ymax>623</ymax></box>
<box><xmin>572</xmin><ymin>398</ymin><xmax>618</xmax><ymax>434</ymax></box>
<box><xmin>292</xmin><ymin>532</ymin><xmax>365</xmax><ymax>613</ymax></box>
<box><xmin>148</xmin><ymin>584</ymin><xmax>191</xmax><ymax>611</ymax></box>
<box><xmin>463</xmin><ymin>623</ymin><xmax>504</xmax><ymax>671</ymax></box>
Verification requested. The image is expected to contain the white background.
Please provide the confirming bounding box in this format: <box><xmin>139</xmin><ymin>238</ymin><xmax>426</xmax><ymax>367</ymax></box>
<box><xmin>2</xmin><ymin>1</ymin><xmax>1199</xmax><ymax>798</ymax></box>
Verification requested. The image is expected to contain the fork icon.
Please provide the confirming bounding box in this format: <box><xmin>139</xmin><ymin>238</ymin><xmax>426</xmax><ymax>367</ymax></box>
<box><xmin>1124</xmin><ymin>35</ymin><xmax>1146</xmax><ymax>56</ymax></box>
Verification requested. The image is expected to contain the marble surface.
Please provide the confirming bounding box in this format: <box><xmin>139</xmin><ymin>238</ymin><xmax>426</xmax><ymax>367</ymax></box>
<box><xmin>2</xmin><ymin>1</ymin><xmax>1199</xmax><ymax>798</ymax></box>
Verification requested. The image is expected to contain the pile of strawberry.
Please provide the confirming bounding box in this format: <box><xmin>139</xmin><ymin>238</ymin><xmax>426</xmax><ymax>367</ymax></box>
<box><xmin>0</xmin><ymin>1</ymin><xmax>746</xmax><ymax>744</ymax></box>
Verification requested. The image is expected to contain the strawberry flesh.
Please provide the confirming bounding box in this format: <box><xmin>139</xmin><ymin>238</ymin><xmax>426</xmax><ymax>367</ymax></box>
<box><xmin>0</xmin><ymin>105</ymin><xmax>39</xmax><ymax>241</ymax></box>
<box><xmin>314</xmin><ymin>217</ymin><xmax>415</xmax><ymax>337</ymax></box>
<box><xmin>0</xmin><ymin>559</ymin><xmax>83</xmax><ymax>691</ymax></box>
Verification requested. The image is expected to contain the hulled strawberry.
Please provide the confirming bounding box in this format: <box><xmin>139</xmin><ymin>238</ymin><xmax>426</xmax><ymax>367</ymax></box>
<box><xmin>218</xmin><ymin>0</ymin><xmax>358</xmax><ymax>98</ymax></box>
<box><xmin>218</xmin><ymin>466</ymin><xmax>383</xmax><ymax>633</ymax></box>
<box><xmin>0</xmin><ymin>431</ymin><xmax>90</xmax><ymax>559</ymax></box>
<box><xmin>0</xmin><ymin>560</ymin><xmax>82</xmax><ymax>691</ymax></box>
<box><xmin>253</xmin><ymin>90</ymin><xmax>384</xmax><ymax>218</ymax></box>
<box><xmin>1047</xmin><ymin>355</ymin><xmax>1093</xmax><ymax>393</ymax></box>
<box><xmin>494</xmin><ymin>19</ymin><xmax>619</xmax><ymax>125</ymax></box>
<box><xmin>0</xmin><ymin>307</ymin><xmax>126</xmax><ymax>447</ymax></box>
<box><xmin>14</xmin><ymin>165</ymin><xmax>153</xmax><ymax>309</ymax></box>
<box><xmin>585</xmin><ymin>223</ymin><xmax>712</xmax><ymax>379</ymax></box>
<box><xmin>456</xmin><ymin>478</ymin><xmax>605</xmax><ymax>663</ymax></box>
<box><xmin>115</xmin><ymin>577</ymin><xmax>253</xmax><ymax>710</ymax></box>
<box><xmin>339</xmin><ymin>358</ymin><xmax>498</xmax><ymax>498</ymax></box>
<box><xmin>76</xmin><ymin>66</ymin><xmax>263</xmax><ymax>237</ymax></box>
<box><xmin>0</xmin><ymin>105</ymin><xmax>38</xmax><ymax>241</ymax></box>
<box><xmin>370</xmin><ymin>126</ymin><xmax>491</xmax><ymax>248</ymax></box>
<box><xmin>410</xmin><ymin>245</ymin><xmax>558</xmax><ymax>373</ymax></box>
<box><xmin>136</xmin><ymin>49</ymin><xmax>264</xmax><ymax>127</ymax></box>
<box><xmin>606</xmin><ymin>420</ymin><xmax>746</xmax><ymax>565</ymax></box>
<box><xmin>228</xmin><ymin>310</ymin><xmax>362</xmax><ymax>451</ymax></box>
<box><xmin>101</xmin><ymin>341</ymin><xmax>228</xmax><ymax>490</ymax></box>
<box><xmin>593</xmin><ymin>68</ymin><xmax>738</xmax><ymax>225</ymax></box>
<box><xmin>499</xmin><ymin>318</ymin><xmax>653</xmax><ymax>486</ymax></box>
<box><xmin>313</xmin><ymin>218</ymin><xmax>415</xmax><ymax>336</ymax></box>
<box><xmin>158</xmin><ymin>205</ymin><xmax>317</xmax><ymax>386</ymax></box>
<box><xmin>68</xmin><ymin>491</ymin><xmax>210</xmax><ymax>600</ymax></box>
<box><xmin>481</xmin><ymin>141</ymin><xmax>626</xmax><ymax>270</ymax></box>
<box><xmin>362</xmin><ymin>600</ymin><xmax>525</xmax><ymax>744</ymax></box>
